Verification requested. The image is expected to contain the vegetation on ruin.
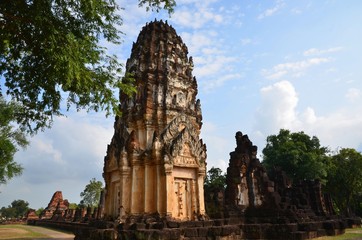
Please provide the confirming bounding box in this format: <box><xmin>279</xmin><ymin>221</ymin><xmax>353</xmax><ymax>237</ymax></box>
<box><xmin>0</xmin><ymin>96</ymin><xmax>28</xmax><ymax>184</ymax></box>
<box><xmin>80</xmin><ymin>178</ymin><xmax>103</xmax><ymax>207</ymax></box>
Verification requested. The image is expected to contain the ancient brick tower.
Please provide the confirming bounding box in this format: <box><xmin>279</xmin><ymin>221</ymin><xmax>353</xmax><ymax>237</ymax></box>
<box><xmin>103</xmin><ymin>20</ymin><xmax>207</xmax><ymax>221</ymax></box>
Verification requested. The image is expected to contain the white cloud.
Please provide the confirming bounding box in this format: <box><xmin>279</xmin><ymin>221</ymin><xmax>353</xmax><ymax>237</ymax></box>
<box><xmin>15</xmin><ymin>116</ymin><xmax>113</xmax><ymax>184</ymax></box>
<box><xmin>291</xmin><ymin>8</ymin><xmax>302</xmax><ymax>15</ymax></box>
<box><xmin>201</xmin><ymin>73</ymin><xmax>243</xmax><ymax>92</ymax></box>
<box><xmin>194</xmin><ymin>55</ymin><xmax>238</xmax><ymax>78</ymax></box>
<box><xmin>177</xmin><ymin>0</ymin><xmax>218</xmax><ymax>6</ymax></box>
<box><xmin>34</xmin><ymin>138</ymin><xmax>63</xmax><ymax>163</ymax></box>
<box><xmin>303</xmin><ymin>47</ymin><xmax>343</xmax><ymax>56</ymax></box>
<box><xmin>302</xmin><ymin>109</ymin><xmax>362</xmax><ymax>150</ymax></box>
<box><xmin>301</xmin><ymin>107</ymin><xmax>317</xmax><ymax>124</ymax></box>
<box><xmin>180</xmin><ymin>30</ymin><xmax>241</xmax><ymax>92</ymax></box>
<box><xmin>0</xmin><ymin>114</ymin><xmax>113</xmax><ymax>208</ymax></box>
<box><xmin>200</xmin><ymin>121</ymin><xmax>229</xmax><ymax>172</ymax></box>
<box><xmin>255</xmin><ymin>81</ymin><xmax>299</xmax><ymax>134</ymax></box>
<box><xmin>262</xmin><ymin>57</ymin><xmax>331</xmax><ymax>80</ymax></box>
<box><xmin>241</xmin><ymin>38</ymin><xmax>253</xmax><ymax>46</ymax></box>
<box><xmin>345</xmin><ymin>88</ymin><xmax>361</xmax><ymax>102</ymax></box>
<box><xmin>172</xmin><ymin>5</ymin><xmax>223</xmax><ymax>29</ymax></box>
<box><xmin>253</xmin><ymin>81</ymin><xmax>362</xmax><ymax>154</ymax></box>
<box><xmin>181</xmin><ymin>31</ymin><xmax>214</xmax><ymax>54</ymax></box>
<box><xmin>257</xmin><ymin>0</ymin><xmax>285</xmax><ymax>20</ymax></box>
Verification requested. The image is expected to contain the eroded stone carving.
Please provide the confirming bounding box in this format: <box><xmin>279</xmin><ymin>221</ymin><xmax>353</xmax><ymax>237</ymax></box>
<box><xmin>103</xmin><ymin>20</ymin><xmax>207</xmax><ymax>221</ymax></box>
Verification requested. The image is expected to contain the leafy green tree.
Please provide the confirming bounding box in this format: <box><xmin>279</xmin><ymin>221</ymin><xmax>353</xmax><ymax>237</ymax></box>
<box><xmin>0</xmin><ymin>0</ymin><xmax>175</xmax><ymax>185</ymax></box>
<box><xmin>80</xmin><ymin>178</ymin><xmax>103</xmax><ymax>207</ymax></box>
<box><xmin>262</xmin><ymin>129</ymin><xmax>330</xmax><ymax>183</ymax></box>
<box><xmin>204</xmin><ymin>167</ymin><xmax>226</xmax><ymax>218</ymax></box>
<box><xmin>10</xmin><ymin>199</ymin><xmax>29</xmax><ymax>217</ymax></box>
<box><xmin>68</xmin><ymin>203</ymin><xmax>78</xmax><ymax>209</ymax></box>
<box><xmin>204</xmin><ymin>167</ymin><xmax>226</xmax><ymax>191</ymax></box>
<box><xmin>0</xmin><ymin>0</ymin><xmax>175</xmax><ymax>133</ymax></box>
<box><xmin>325</xmin><ymin>148</ymin><xmax>362</xmax><ymax>216</ymax></box>
<box><xmin>35</xmin><ymin>207</ymin><xmax>44</xmax><ymax>216</ymax></box>
<box><xmin>0</xmin><ymin>96</ymin><xmax>29</xmax><ymax>184</ymax></box>
<box><xmin>0</xmin><ymin>206</ymin><xmax>15</xmax><ymax>218</ymax></box>
<box><xmin>0</xmin><ymin>200</ymin><xmax>29</xmax><ymax>218</ymax></box>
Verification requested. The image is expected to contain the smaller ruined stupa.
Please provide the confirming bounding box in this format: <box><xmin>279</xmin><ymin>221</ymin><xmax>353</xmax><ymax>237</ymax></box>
<box><xmin>40</xmin><ymin>191</ymin><xmax>69</xmax><ymax>219</ymax></box>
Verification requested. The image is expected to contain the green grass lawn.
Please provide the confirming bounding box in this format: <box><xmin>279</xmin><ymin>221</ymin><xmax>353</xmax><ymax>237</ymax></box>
<box><xmin>313</xmin><ymin>228</ymin><xmax>362</xmax><ymax>240</ymax></box>
<box><xmin>0</xmin><ymin>224</ymin><xmax>48</xmax><ymax>239</ymax></box>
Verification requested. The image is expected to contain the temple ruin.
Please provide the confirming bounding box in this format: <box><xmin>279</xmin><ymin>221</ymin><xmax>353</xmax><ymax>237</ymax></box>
<box><xmin>103</xmin><ymin>20</ymin><xmax>207</xmax><ymax>221</ymax></box>
<box><xmin>28</xmin><ymin>20</ymin><xmax>360</xmax><ymax>240</ymax></box>
<box><xmin>40</xmin><ymin>191</ymin><xmax>70</xmax><ymax>220</ymax></box>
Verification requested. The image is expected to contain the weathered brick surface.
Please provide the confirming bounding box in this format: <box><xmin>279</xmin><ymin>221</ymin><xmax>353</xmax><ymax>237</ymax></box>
<box><xmin>197</xmin><ymin>227</ymin><xmax>209</xmax><ymax>237</ymax></box>
<box><xmin>208</xmin><ymin>226</ymin><xmax>223</xmax><ymax>236</ymax></box>
<box><xmin>184</xmin><ymin>228</ymin><xmax>199</xmax><ymax>237</ymax></box>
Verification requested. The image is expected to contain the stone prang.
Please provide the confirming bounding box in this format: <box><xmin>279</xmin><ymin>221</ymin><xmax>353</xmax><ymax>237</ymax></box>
<box><xmin>103</xmin><ymin>20</ymin><xmax>207</xmax><ymax>221</ymax></box>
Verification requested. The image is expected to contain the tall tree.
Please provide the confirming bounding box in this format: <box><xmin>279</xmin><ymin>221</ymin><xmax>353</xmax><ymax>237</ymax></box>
<box><xmin>0</xmin><ymin>0</ymin><xmax>175</xmax><ymax>185</ymax></box>
<box><xmin>325</xmin><ymin>148</ymin><xmax>362</xmax><ymax>216</ymax></box>
<box><xmin>262</xmin><ymin>129</ymin><xmax>330</xmax><ymax>183</ymax></box>
<box><xmin>204</xmin><ymin>167</ymin><xmax>226</xmax><ymax>191</ymax></box>
<box><xmin>0</xmin><ymin>199</ymin><xmax>29</xmax><ymax>218</ymax></box>
<box><xmin>11</xmin><ymin>199</ymin><xmax>29</xmax><ymax>217</ymax></box>
<box><xmin>204</xmin><ymin>167</ymin><xmax>226</xmax><ymax>218</ymax></box>
<box><xmin>0</xmin><ymin>96</ymin><xmax>28</xmax><ymax>184</ymax></box>
<box><xmin>80</xmin><ymin>178</ymin><xmax>103</xmax><ymax>207</ymax></box>
<box><xmin>0</xmin><ymin>0</ymin><xmax>175</xmax><ymax>133</ymax></box>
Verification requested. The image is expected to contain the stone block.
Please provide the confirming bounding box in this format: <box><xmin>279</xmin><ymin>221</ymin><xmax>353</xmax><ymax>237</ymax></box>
<box><xmin>167</xmin><ymin>229</ymin><xmax>181</xmax><ymax>240</ymax></box>
<box><xmin>147</xmin><ymin>222</ymin><xmax>164</xmax><ymax>229</ymax></box>
<box><xmin>307</xmin><ymin>231</ymin><xmax>318</xmax><ymax>239</ymax></box>
<box><xmin>167</xmin><ymin>220</ymin><xmax>180</xmax><ymax>228</ymax></box>
<box><xmin>179</xmin><ymin>221</ymin><xmax>193</xmax><ymax>228</ymax></box>
<box><xmin>134</xmin><ymin>229</ymin><xmax>165</xmax><ymax>239</ymax></box>
<box><xmin>118</xmin><ymin>230</ymin><xmax>135</xmax><ymax>240</ymax></box>
<box><xmin>213</xmin><ymin>219</ymin><xmax>224</xmax><ymax>226</ymax></box>
<box><xmin>193</xmin><ymin>221</ymin><xmax>204</xmax><ymax>227</ymax></box>
<box><xmin>184</xmin><ymin>228</ymin><xmax>199</xmax><ymax>237</ymax></box>
<box><xmin>89</xmin><ymin>220</ymin><xmax>114</xmax><ymax>229</ymax></box>
<box><xmin>208</xmin><ymin>226</ymin><xmax>222</xmax><ymax>236</ymax></box>
<box><xmin>292</xmin><ymin>231</ymin><xmax>308</xmax><ymax>240</ymax></box>
<box><xmin>224</xmin><ymin>218</ymin><xmax>241</xmax><ymax>225</ymax></box>
<box><xmin>197</xmin><ymin>227</ymin><xmax>209</xmax><ymax>237</ymax></box>
<box><xmin>221</xmin><ymin>225</ymin><xmax>239</xmax><ymax>236</ymax></box>
<box><xmin>323</xmin><ymin>220</ymin><xmax>337</xmax><ymax>230</ymax></box>
<box><xmin>202</xmin><ymin>220</ymin><xmax>214</xmax><ymax>227</ymax></box>
<box><xmin>298</xmin><ymin>222</ymin><xmax>319</xmax><ymax>231</ymax></box>
<box><xmin>129</xmin><ymin>223</ymin><xmax>146</xmax><ymax>230</ymax></box>
<box><xmin>242</xmin><ymin>224</ymin><xmax>262</xmax><ymax>239</ymax></box>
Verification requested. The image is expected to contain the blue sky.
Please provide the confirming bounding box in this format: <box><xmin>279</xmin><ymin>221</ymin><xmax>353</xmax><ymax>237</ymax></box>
<box><xmin>1</xmin><ymin>0</ymin><xmax>362</xmax><ymax>209</ymax></box>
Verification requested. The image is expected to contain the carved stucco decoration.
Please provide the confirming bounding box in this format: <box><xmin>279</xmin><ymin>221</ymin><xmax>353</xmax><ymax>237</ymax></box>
<box><xmin>161</xmin><ymin>114</ymin><xmax>206</xmax><ymax>168</ymax></box>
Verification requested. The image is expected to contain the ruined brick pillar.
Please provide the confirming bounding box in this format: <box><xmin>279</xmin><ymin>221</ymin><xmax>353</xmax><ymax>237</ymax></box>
<box><xmin>103</xmin><ymin>20</ymin><xmax>207</xmax><ymax>221</ymax></box>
